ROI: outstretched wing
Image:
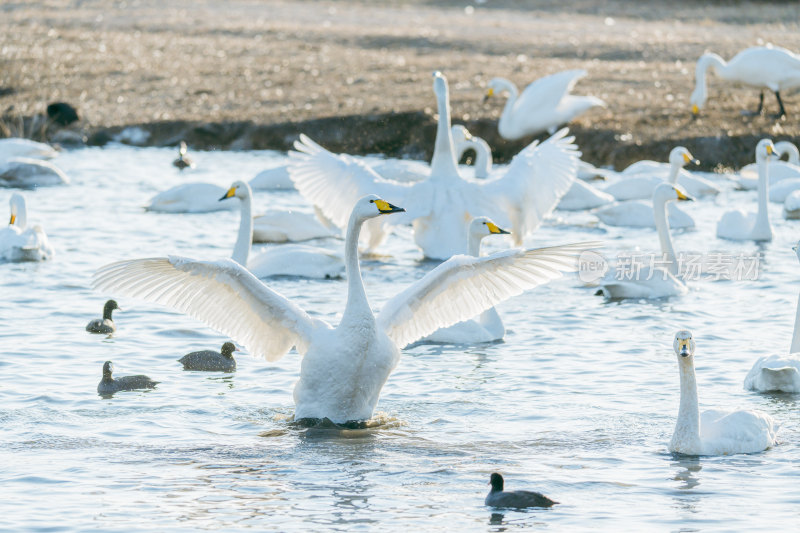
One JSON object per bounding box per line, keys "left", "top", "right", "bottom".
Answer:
{"left": 377, "top": 241, "right": 601, "bottom": 348}
{"left": 93, "top": 256, "right": 323, "bottom": 361}
{"left": 517, "top": 69, "right": 588, "bottom": 112}
{"left": 480, "top": 129, "right": 579, "bottom": 245}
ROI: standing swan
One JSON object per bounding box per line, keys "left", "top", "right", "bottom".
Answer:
{"left": 599, "top": 184, "right": 693, "bottom": 299}
{"left": 93, "top": 195, "right": 599, "bottom": 423}
{"left": 484, "top": 70, "right": 605, "bottom": 140}
{"left": 669, "top": 330, "right": 778, "bottom": 456}
{"left": 0, "top": 192, "right": 54, "bottom": 262}
{"left": 717, "top": 139, "right": 775, "bottom": 242}
{"left": 743, "top": 241, "right": 800, "bottom": 393}
{"left": 289, "top": 72, "right": 579, "bottom": 260}
{"left": 219, "top": 181, "right": 344, "bottom": 279}
{"left": 690, "top": 45, "right": 800, "bottom": 118}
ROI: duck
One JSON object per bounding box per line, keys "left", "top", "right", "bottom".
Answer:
{"left": 669, "top": 330, "right": 778, "bottom": 456}
{"left": 0, "top": 192, "right": 54, "bottom": 262}
{"left": 172, "top": 141, "right": 195, "bottom": 170}
{"left": 485, "top": 473, "right": 558, "bottom": 508}
{"left": 86, "top": 299, "right": 119, "bottom": 334}
{"left": 0, "top": 138, "right": 59, "bottom": 160}
{"left": 743, "top": 242, "right": 800, "bottom": 393}
{"left": 421, "top": 217, "right": 510, "bottom": 344}
{"left": 717, "top": 139, "right": 774, "bottom": 242}
{"left": 179, "top": 341, "right": 237, "bottom": 372}
{"left": 252, "top": 208, "right": 339, "bottom": 243}
{"left": 599, "top": 184, "right": 693, "bottom": 299}
{"left": 220, "top": 181, "right": 344, "bottom": 279}
{"left": 737, "top": 141, "right": 800, "bottom": 191}
{"left": 289, "top": 72, "right": 579, "bottom": 260}
{"left": 145, "top": 182, "right": 234, "bottom": 213}
{"left": 484, "top": 70, "right": 605, "bottom": 140}
{"left": 690, "top": 45, "right": 800, "bottom": 118}
{"left": 0, "top": 156, "right": 70, "bottom": 189}
{"left": 93, "top": 194, "right": 599, "bottom": 423}
{"left": 97, "top": 361, "right": 158, "bottom": 396}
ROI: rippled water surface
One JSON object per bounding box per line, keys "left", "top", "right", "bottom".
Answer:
{"left": 1, "top": 145, "right": 799, "bottom": 532}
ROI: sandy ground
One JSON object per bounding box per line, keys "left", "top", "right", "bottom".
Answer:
{"left": 1, "top": 0, "right": 800, "bottom": 169}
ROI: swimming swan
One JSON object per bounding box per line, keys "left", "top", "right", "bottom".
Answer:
{"left": 669, "top": 330, "right": 778, "bottom": 456}
{"left": 717, "top": 139, "right": 775, "bottom": 242}
{"left": 93, "top": 195, "right": 599, "bottom": 423}
{"left": 220, "top": 181, "right": 344, "bottom": 279}
{"left": 0, "top": 138, "right": 59, "bottom": 160}
{"left": 145, "top": 182, "right": 234, "bottom": 213}
{"left": 737, "top": 141, "right": 800, "bottom": 191}
{"left": 485, "top": 70, "right": 605, "bottom": 140}
{"left": 599, "top": 184, "right": 692, "bottom": 299}
{"left": 252, "top": 208, "right": 339, "bottom": 243}
{"left": 289, "top": 72, "right": 579, "bottom": 260}
{"left": 743, "top": 242, "right": 800, "bottom": 393}
{"left": 0, "top": 157, "right": 70, "bottom": 189}
{"left": 690, "top": 45, "right": 800, "bottom": 118}
{"left": 784, "top": 189, "right": 800, "bottom": 219}
{"left": 0, "top": 192, "right": 54, "bottom": 262}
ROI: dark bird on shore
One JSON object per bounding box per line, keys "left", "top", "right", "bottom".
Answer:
{"left": 97, "top": 361, "right": 158, "bottom": 395}
{"left": 173, "top": 141, "right": 194, "bottom": 170}
{"left": 484, "top": 473, "right": 558, "bottom": 508}
{"left": 179, "top": 342, "right": 237, "bottom": 372}
{"left": 86, "top": 299, "right": 119, "bottom": 334}
{"left": 46, "top": 102, "right": 79, "bottom": 126}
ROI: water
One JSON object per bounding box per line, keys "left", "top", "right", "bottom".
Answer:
{"left": 1, "top": 145, "right": 798, "bottom": 532}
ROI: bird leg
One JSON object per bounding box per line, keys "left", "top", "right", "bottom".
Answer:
{"left": 772, "top": 90, "right": 787, "bottom": 119}
{"left": 741, "top": 91, "right": 764, "bottom": 116}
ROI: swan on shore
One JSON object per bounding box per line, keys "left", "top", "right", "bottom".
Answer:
{"left": 669, "top": 331, "right": 778, "bottom": 456}
{"left": 690, "top": 45, "right": 800, "bottom": 118}
{"left": 0, "top": 192, "right": 54, "bottom": 262}
{"left": 484, "top": 70, "right": 605, "bottom": 140}
{"left": 93, "top": 195, "right": 599, "bottom": 423}
{"left": 289, "top": 72, "right": 579, "bottom": 260}
{"left": 717, "top": 139, "right": 774, "bottom": 242}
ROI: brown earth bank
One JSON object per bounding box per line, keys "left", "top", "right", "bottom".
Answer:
{"left": 1, "top": 0, "right": 800, "bottom": 171}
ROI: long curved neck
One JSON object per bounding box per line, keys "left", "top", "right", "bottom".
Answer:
{"left": 792, "top": 292, "right": 800, "bottom": 353}
{"left": 667, "top": 161, "right": 681, "bottom": 185}
{"left": 653, "top": 197, "right": 678, "bottom": 276}
{"left": 496, "top": 79, "right": 519, "bottom": 139}
{"left": 468, "top": 138, "right": 492, "bottom": 179}
{"left": 341, "top": 212, "right": 371, "bottom": 323}
{"left": 467, "top": 232, "right": 484, "bottom": 257}
{"left": 430, "top": 87, "right": 460, "bottom": 179}
{"left": 673, "top": 358, "right": 701, "bottom": 451}
{"left": 232, "top": 194, "right": 253, "bottom": 266}
{"left": 752, "top": 156, "right": 772, "bottom": 239}
{"left": 692, "top": 53, "right": 726, "bottom": 108}
{"left": 11, "top": 200, "right": 27, "bottom": 228}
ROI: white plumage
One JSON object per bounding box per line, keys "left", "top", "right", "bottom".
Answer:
{"left": 145, "top": 183, "right": 234, "bottom": 213}
{"left": 0, "top": 192, "right": 54, "bottom": 262}
{"left": 717, "top": 139, "right": 774, "bottom": 242}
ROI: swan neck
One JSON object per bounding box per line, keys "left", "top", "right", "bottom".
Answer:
{"left": 673, "top": 358, "right": 701, "bottom": 450}
{"left": 430, "top": 86, "right": 460, "bottom": 178}
{"left": 497, "top": 79, "right": 519, "bottom": 139}
{"left": 667, "top": 162, "right": 680, "bottom": 185}
{"left": 12, "top": 199, "right": 28, "bottom": 229}
{"left": 753, "top": 156, "right": 772, "bottom": 238}
{"left": 467, "top": 233, "right": 483, "bottom": 257}
{"left": 342, "top": 211, "right": 370, "bottom": 322}
{"left": 654, "top": 197, "right": 678, "bottom": 276}
{"left": 692, "top": 54, "right": 725, "bottom": 107}
{"left": 232, "top": 194, "right": 253, "bottom": 266}
{"left": 792, "top": 292, "right": 800, "bottom": 353}
{"left": 471, "top": 138, "right": 492, "bottom": 179}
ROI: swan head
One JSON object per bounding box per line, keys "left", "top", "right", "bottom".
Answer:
{"left": 489, "top": 473, "right": 504, "bottom": 491}
{"left": 653, "top": 183, "right": 694, "bottom": 204}
{"left": 432, "top": 71, "right": 448, "bottom": 99}
{"left": 102, "top": 361, "right": 114, "bottom": 379}
{"left": 673, "top": 330, "right": 695, "bottom": 358}
{"left": 451, "top": 124, "right": 471, "bottom": 144}
{"left": 8, "top": 192, "right": 25, "bottom": 226}
{"left": 219, "top": 180, "right": 252, "bottom": 202}
{"left": 470, "top": 216, "right": 510, "bottom": 239}
{"left": 670, "top": 147, "right": 699, "bottom": 168}
{"left": 755, "top": 139, "right": 775, "bottom": 162}
{"left": 484, "top": 78, "right": 508, "bottom": 102}
{"left": 221, "top": 342, "right": 237, "bottom": 359}
{"left": 355, "top": 194, "right": 405, "bottom": 221}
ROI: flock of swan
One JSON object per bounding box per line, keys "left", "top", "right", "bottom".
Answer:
{"left": 4, "top": 45, "right": 800, "bottom": 485}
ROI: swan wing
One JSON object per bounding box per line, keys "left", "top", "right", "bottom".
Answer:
{"left": 378, "top": 241, "right": 600, "bottom": 348}
{"left": 480, "top": 129, "right": 579, "bottom": 243}
{"left": 93, "top": 256, "right": 322, "bottom": 361}
{"left": 517, "top": 70, "right": 588, "bottom": 112}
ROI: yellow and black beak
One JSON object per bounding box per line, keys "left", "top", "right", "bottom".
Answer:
{"left": 487, "top": 221, "right": 510, "bottom": 235}
{"left": 683, "top": 153, "right": 700, "bottom": 166}
{"left": 483, "top": 88, "right": 494, "bottom": 104}
{"left": 679, "top": 340, "right": 691, "bottom": 357}
{"left": 9, "top": 214, "right": 15, "bottom": 225}
{"left": 219, "top": 186, "right": 237, "bottom": 201}
{"left": 373, "top": 199, "right": 405, "bottom": 214}
{"left": 675, "top": 189, "right": 694, "bottom": 202}
{"left": 691, "top": 104, "right": 699, "bottom": 117}
{"left": 767, "top": 144, "right": 774, "bottom": 156}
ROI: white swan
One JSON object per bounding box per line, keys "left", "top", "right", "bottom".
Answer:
{"left": 738, "top": 141, "right": 800, "bottom": 191}
{"left": 604, "top": 147, "right": 718, "bottom": 200}
{"left": 93, "top": 195, "right": 599, "bottom": 423}
{"left": 289, "top": 72, "right": 579, "bottom": 260}
{"left": 0, "top": 157, "right": 70, "bottom": 189}
{"left": 0, "top": 192, "right": 54, "bottom": 262}
{"left": 690, "top": 45, "right": 800, "bottom": 117}
{"left": 252, "top": 208, "right": 339, "bottom": 243}
{"left": 0, "top": 138, "right": 59, "bottom": 160}
{"left": 249, "top": 166, "right": 294, "bottom": 190}
{"left": 743, "top": 242, "right": 800, "bottom": 393}
{"left": 784, "top": 189, "right": 800, "bottom": 219}
{"left": 558, "top": 179, "right": 615, "bottom": 212}
{"left": 451, "top": 124, "right": 492, "bottom": 179}
{"left": 421, "top": 217, "right": 510, "bottom": 344}
{"left": 485, "top": 70, "right": 605, "bottom": 140}
{"left": 717, "top": 139, "right": 774, "bottom": 242}
{"left": 669, "top": 330, "right": 778, "bottom": 456}
{"left": 599, "top": 184, "right": 692, "bottom": 299}
{"left": 220, "top": 181, "right": 344, "bottom": 279}
{"left": 145, "top": 183, "right": 234, "bottom": 213}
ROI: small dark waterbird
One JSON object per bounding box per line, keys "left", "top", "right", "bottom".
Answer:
{"left": 485, "top": 473, "right": 558, "bottom": 508}
{"left": 86, "top": 299, "right": 119, "bottom": 334}
{"left": 179, "top": 341, "right": 237, "bottom": 372}
{"left": 173, "top": 141, "right": 194, "bottom": 170}
{"left": 97, "top": 361, "right": 158, "bottom": 395}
